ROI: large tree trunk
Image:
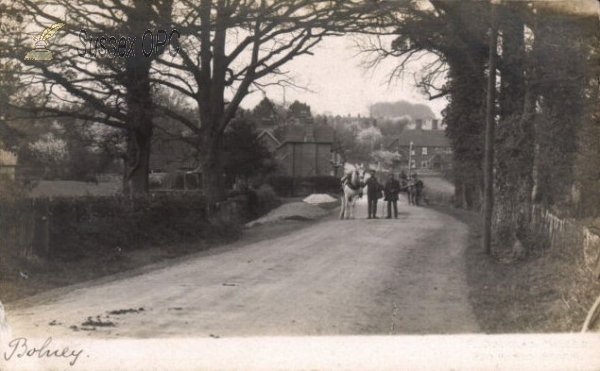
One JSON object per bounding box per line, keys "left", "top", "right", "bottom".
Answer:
{"left": 530, "top": 10, "right": 587, "bottom": 213}
{"left": 123, "top": 126, "right": 152, "bottom": 196}
{"left": 200, "top": 134, "right": 226, "bottom": 212}
{"left": 119, "top": 0, "right": 164, "bottom": 197}
{"left": 445, "top": 54, "right": 487, "bottom": 212}
{"left": 492, "top": 4, "right": 534, "bottom": 252}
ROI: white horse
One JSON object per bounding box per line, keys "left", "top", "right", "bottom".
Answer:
{"left": 340, "top": 167, "right": 364, "bottom": 219}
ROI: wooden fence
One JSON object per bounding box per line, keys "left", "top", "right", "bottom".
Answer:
{"left": 531, "top": 205, "right": 600, "bottom": 279}
{"left": 0, "top": 199, "right": 50, "bottom": 258}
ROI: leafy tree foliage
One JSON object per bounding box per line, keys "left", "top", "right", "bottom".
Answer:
{"left": 222, "top": 118, "right": 275, "bottom": 189}
{"left": 7, "top": 0, "right": 174, "bottom": 195}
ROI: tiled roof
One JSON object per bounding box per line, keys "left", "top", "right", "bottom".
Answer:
{"left": 395, "top": 129, "right": 449, "bottom": 147}
{"left": 257, "top": 130, "right": 281, "bottom": 145}
{"left": 279, "top": 124, "right": 334, "bottom": 144}
{"left": 383, "top": 137, "right": 399, "bottom": 149}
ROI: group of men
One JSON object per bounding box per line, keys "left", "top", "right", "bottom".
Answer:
{"left": 364, "top": 170, "right": 424, "bottom": 219}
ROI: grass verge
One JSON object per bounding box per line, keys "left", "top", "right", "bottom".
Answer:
{"left": 433, "top": 205, "right": 600, "bottom": 333}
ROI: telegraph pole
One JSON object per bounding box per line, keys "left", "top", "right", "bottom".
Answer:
{"left": 483, "top": 0, "right": 499, "bottom": 255}
{"left": 408, "top": 141, "right": 413, "bottom": 177}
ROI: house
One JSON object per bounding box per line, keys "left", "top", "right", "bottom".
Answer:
{"left": 275, "top": 123, "right": 338, "bottom": 177}
{"left": 385, "top": 121, "right": 452, "bottom": 171}
{"left": 257, "top": 130, "right": 281, "bottom": 153}
{"left": 405, "top": 118, "right": 446, "bottom": 131}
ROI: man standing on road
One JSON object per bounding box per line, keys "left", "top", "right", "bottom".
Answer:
{"left": 413, "top": 173, "right": 424, "bottom": 206}
{"left": 365, "top": 170, "right": 380, "bottom": 219}
{"left": 384, "top": 173, "right": 400, "bottom": 219}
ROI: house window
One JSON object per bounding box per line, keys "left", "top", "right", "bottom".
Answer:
{"left": 422, "top": 147, "right": 428, "bottom": 155}
{"left": 421, "top": 161, "right": 429, "bottom": 168}
{"left": 410, "top": 149, "right": 416, "bottom": 156}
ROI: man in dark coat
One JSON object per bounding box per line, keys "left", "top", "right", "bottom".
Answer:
{"left": 384, "top": 173, "right": 401, "bottom": 218}
{"left": 398, "top": 170, "right": 408, "bottom": 195}
{"left": 364, "top": 170, "right": 380, "bottom": 219}
{"left": 413, "top": 173, "right": 424, "bottom": 206}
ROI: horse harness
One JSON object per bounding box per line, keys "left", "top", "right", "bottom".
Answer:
{"left": 341, "top": 171, "right": 361, "bottom": 191}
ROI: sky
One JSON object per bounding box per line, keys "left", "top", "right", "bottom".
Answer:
{"left": 239, "top": 35, "right": 448, "bottom": 119}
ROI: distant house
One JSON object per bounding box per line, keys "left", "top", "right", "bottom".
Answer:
{"left": 385, "top": 122, "right": 452, "bottom": 171}
{"left": 405, "top": 118, "right": 446, "bottom": 131}
{"left": 257, "top": 130, "right": 281, "bottom": 153}
{"left": 275, "top": 124, "right": 338, "bottom": 177}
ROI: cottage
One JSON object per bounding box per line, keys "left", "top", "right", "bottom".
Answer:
{"left": 385, "top": 123, "right": 452, "bottom": 171}
{"left": 275, "top": 124, "right": 337, "bottom": 177}
{"left": 257, "top": 130, "right": 281, "bottom": 153}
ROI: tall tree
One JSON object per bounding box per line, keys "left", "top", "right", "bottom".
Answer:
{"left": 154, "top": 0, "right": 406, "bottom": 208}
{"left": 222, "top": 117, "right": 275, "bottom": 188}
{"left": 7, "top": 0, "right": 174, "bottom": 195}
{"left": 492, "top": 2, "right": 535, "bottom": 250}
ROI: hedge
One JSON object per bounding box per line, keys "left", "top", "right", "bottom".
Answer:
{"left": 0, "top": 193, "right": 239, "bottom": 261}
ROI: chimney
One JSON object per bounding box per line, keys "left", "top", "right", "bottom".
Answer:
{"left": 416, "top": 119, "right": 423, "bottom": 130}
{"left": 432, "top": 119, "right": 439, "bottom": 131}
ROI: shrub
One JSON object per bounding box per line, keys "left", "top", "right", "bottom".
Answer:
{"left": 265, "top": 175, "right": 295, "bottom": 197}
{"left": 255, "top": 184, "right": 281, "bottom": 217}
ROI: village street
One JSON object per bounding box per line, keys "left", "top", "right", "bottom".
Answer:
{"left": 7, "top": 197, "right": 479, "bottom": 338}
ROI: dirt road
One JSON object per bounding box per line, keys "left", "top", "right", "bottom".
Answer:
{"left": 7, "top": 197, "right": 478, "bottom": 338}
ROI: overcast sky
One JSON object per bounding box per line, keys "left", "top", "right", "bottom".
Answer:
{"left": 239, "top": 35, "right": 448, "bottom": 119}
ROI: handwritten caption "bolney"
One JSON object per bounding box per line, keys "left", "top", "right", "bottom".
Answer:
{"left": 3, "top": 337, "right": 84, "bottom": 366}
{"left": 78, "top": 29, "right": 180, "bottom": 58}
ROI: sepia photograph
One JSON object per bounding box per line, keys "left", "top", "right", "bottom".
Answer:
{"left": 0, "top": 0, "right": 599, "bottom": 370}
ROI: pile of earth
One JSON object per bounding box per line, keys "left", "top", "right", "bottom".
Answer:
{"left": 303, "top": 193, "right": 338, "bottom": 207}
{"left": 245, "top": 197, "right": 335, "bottom": 228}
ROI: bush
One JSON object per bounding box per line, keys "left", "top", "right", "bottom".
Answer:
{"left": 266, "top": 175, "right": 295, "bottom": 197}
{"left": 255, "top": 184, "right": 281, "bottom": 217}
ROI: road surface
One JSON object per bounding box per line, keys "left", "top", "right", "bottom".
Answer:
{"left": 7, "top": 197, "right": 478, "bottom": 338}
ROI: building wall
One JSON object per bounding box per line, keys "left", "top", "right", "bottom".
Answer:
{"left": 400, "top": 145, "right": 452, "bottom": 170}
{"left": 316, "top": 144, "right": 331, "bottom": 175}
{"left": 278, "top": 142, "right": 333, "bottom": 177}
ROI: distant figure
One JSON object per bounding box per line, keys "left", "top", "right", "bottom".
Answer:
{"left": 384, "top": 173, "right": 401, "bottom": 219}
{"left": 399, "top": 170, "right": 408, "bottom": 194}
{"left": 365, "top": 170, "right": 380, "bottom": 219}
{"left": 399, "top": 170, "right": 408, "bottom": 182}
{"left": 413, "top": 173, "right": 424, "bottom": 206}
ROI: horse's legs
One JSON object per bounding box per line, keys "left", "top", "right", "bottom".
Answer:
{"left": 340, "top": 192, "right": 348, "bottom": 219}
{"left": 349, "top": 195, "right": 356, "bottom": 219}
